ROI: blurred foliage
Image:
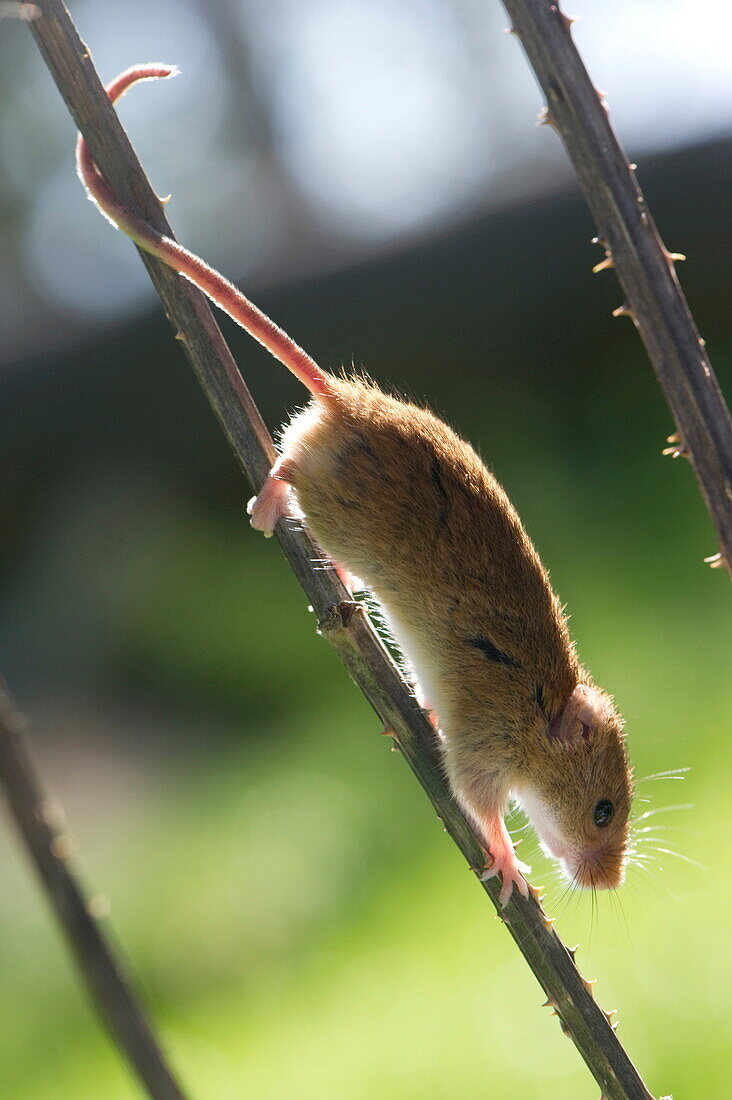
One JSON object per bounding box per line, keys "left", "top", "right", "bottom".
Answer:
{"left": 0, "top": 68, "right": 731, "bottom": 1100}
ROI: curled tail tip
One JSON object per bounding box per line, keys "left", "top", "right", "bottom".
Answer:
{"left": 126, "top": 62, "right": 179, "bottom": 79}
{"left": 106, "top": 63, "right": 181, "bottom": 103}
{"left": 125, "top": 62, "right": 180, "bottom": 81}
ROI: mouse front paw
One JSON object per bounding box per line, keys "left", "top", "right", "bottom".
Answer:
{"left": 247, "top": 461, "right": 296, "bottom": 537}
{"left": 478, "top": 816, "right": 531, "bottom": 907}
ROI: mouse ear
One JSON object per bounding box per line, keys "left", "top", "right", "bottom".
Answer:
{"left": 548, "top": 684, "right": 610, "bottom": 745}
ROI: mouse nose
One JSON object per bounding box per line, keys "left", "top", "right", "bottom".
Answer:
{"left": 575, "top": 858, "right": 623, "bottom": 890}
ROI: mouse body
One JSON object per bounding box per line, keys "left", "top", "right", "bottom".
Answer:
{"left": 77, "top": 65, "right": 634, "bottom": 905}
{"left": 251, "top": 377, "right": 633, "bottom": 903}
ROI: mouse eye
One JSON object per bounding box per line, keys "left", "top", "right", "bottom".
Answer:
{"left": 593, "top": 799, "right": 614, "bottom": 827}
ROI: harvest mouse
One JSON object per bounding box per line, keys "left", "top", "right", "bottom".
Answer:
{"left": 77, "top": 65, "right": 634, "bottom": 906}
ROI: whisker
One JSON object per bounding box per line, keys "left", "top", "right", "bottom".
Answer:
{"left": 555, "top": 863, "right": 584, "bottom": 922}
{"left": 625, "top": 846, "right": 656, "bottom": 865}
{"left": 645, "top": 846, "right": 705, "bottom": 870}
{"left": 565, "top": 876, "right": 584, "bottom": 927}
{"left": 611, "top": 885, "right": 632, "bottom": 945}
{"left": 634, "top": 803, "right": 693, "bottom": 823}
{"left": 506, "top": 810, "right": 532, "bottom": 836}
{"left": 540, "top": 859, "right": 573, "bottom": 912}
{"left": 632, "top": 824, "right": 698, "bottom": 836}
{"left": 627, "top": 861, "right": 682, "bottom": 902}
{"left": 632, "top": 838, "right": 674, "bottom": 852}
{"left": 637, "top": 768, "right": 690, "bottom": 783}
{"left": 554, "top": 874, "right": 578, "bottom": 917}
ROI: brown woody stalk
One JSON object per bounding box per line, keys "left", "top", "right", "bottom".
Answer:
{"left": 502, "top": 0, "right": 732, "bottom": 574}
{"left": 0, "top": 683, "right": 189, "bottom": 1100}
{"left": 14, "top": 1, "right": 668, "bottom": 1098}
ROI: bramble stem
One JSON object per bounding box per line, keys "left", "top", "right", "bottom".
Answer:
{"left": 0, "top": 682, "right": 189, "bottom": 1099}
{"left": 502, "top": 0, "right": 732, "bottom": 574}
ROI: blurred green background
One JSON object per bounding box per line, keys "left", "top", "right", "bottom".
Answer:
{"left": 1, "top": 2, "right": 731, "bottom": 1098}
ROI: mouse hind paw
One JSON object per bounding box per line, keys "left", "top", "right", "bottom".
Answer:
{"left": 481, "top": 851, "right": 531, "bottom": 908}
{"left": 478, "top": 814, "right": 531, "bottom": 907}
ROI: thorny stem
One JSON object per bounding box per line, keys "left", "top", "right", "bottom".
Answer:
{"left": 0, "top": 683, "right": 189, "bottom": 1100}
{"left": 501, "top": 0, "right": 732, "bottom": 576}
{"left": 17, "top": 1, "right": 667, "bottom": 1098}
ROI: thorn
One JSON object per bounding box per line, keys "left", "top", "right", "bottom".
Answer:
{"left": 591, "top": 236, "right": 607, "bottom": 248}
{"left": 612, "top": 303, "right": 635, "bottom": 321}
{"left": 543, "top": 914, "right": 557, "bottom": 928}
{"left": 560, "top": 11, "right": 577, "bottom": 31}
{"left": 541, "top": 995, "right": 559, "bottom": 1009}
{"left": 87, "top": 894, "right": 111, "bottom": 919}
{"left": 593, "top": 252, "right": 613, "bottom": 274}
{"left": 602, "top": 1007, "right": 618, "bottom": 1029}
{"left": 581, "top": 976, "right": 597, "bottom": 997}
{"left": 379, "top": 727, "right": 394, "bottom": 736}
{"left": 704, "top": 551, "right": 731, "bottom": 575}
{"left": 40, "top": 798, "right": 66, "bottom": 830}
{"left": 158, "top": 192, "right": 172, "bottom": 206}
{"left": 504, "top": 24, "right": 518, "bottom": 35}
{"left": 662, "top": 441, "right": 689, "bottom": 459}
{"left": 628, "top": 162, "right": 637, "bottom": 171}
{"left": 663, "top": 248, "right": 686, "bottom": 264}
{"left": 566, "top": 944, "right": 579, "bottom": 963}
{"left": 174, "top": 331, "right": 188, "bottom": 343}
{"left": 390, "top": 744, "right": 401, "bottom": 752}
{"left": 662, "top": 433, "right": 689, "bottom": 459}
{"left": 50, "top": 835, "right": 74, "bottom": 860}
{"left": 536, "top": 106, "right": 558, "bottom": 130}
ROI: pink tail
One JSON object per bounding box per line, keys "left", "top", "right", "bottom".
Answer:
{"left": 76, "top": 65, "right": 333, "bottom": 401}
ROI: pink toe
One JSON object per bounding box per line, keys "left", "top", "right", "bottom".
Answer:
{"left": 248, "top": 476, "right": 292, "bottom": 536}
{"left": 478, "top": 814, "right": 531, "bottom": 906}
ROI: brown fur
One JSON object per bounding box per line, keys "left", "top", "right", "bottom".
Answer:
{"left": 277, "top": 379, "right": 633, "bottom": 889}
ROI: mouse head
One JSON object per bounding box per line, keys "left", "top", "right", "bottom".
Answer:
{"left": 519, "top": 683, "right": 633, "bottom": 890}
